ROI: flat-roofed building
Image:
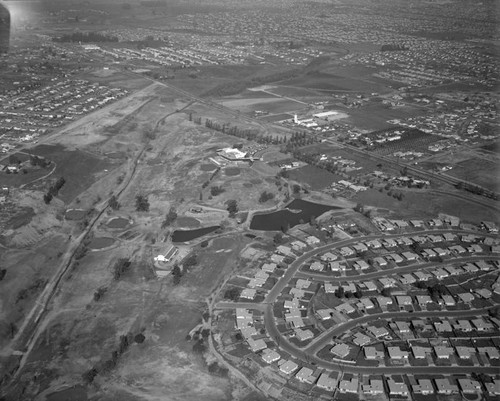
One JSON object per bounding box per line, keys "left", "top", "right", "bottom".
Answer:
{"left": 454, "top": 320, "right": 472, "bottom": 332}
{"left": 442, "top": 295, "right": 456, "bottom": 306}
{"left": 368, "top": 325, "right": 389, "bottom": 338}
{"left": 413, "top": 379, "right": 434, "bottom": 395}
{"left": 247, "top": 337, "right": 267, "bottom": 352}
{"left": 434, "top": 321, "right": 453, "bottom": 332}
{"left": 310, "top": 261, "right": 324, "bottom": 271}
{"left": 295, "top": 367, "right": 315, "bottom": 384}
{"left": 400, "top": 273, "right": 416, "bottom": 284}
{"left": 458, "top": 378, "right": 481, "bottom": 394}
{"left": 396, "top": 295, "right": 413, "bottom": 307}
{"left": 395, "top": 321, "right": 411, "bottom": 333}
{"left": 335, "top": 303, "right": 356, "bottom": 314}
{"left": 364, "top": 347, "right": 384, "bottom": 360}
{"left": 435, "top": 378, "right": 459, "bottom": 394}
{"left": 416, "top": 295, "right": 433, "bottom": 306}
{"left": 331, "top": 343, "right": 351, "bottom": 359}
{"left": 380, "top": 278, "right": 397, "bottom": 288}
{"left": 353, "top": 332, "right": 371, "bottom": 346}
{"left": 485, "top": 380, "right": 500, "bottom": 396}
{"left": 387, "top": 380, "right": 409, "bottom": 396}
{"left": 458, "top": 292, "right": 475, "bottom": 303}
{"left": 261, "top": 348, "right": 281, "bottom": 364}
{"left": 339, "top": 378, "right": 358, "bottom": 393}
{"left": 455, "top": 346, "right": 475, "bottom": 359}
{"left": 363, "top": 379, "right": 384, "bottom": 395}
{"left": 240, "top": 288, "right": 256, "bottom": 300}
{"left": 412, "top": 346, "right": 431, "bottom": 359}
{"left": 478, "top": 347, "right": 500, "bottom": 359}
{"left": 387, "top": 346, "right": 409, "bottom": 360}
{"left": 357, "top": 298, "right": 375, "bottom": 310}
{"left": 316, "top": 309, "right": 334, "bottom": 320}
{"left": 279, "top": 360, "right": 299, "bottom": 375}
{"left": 434, "top": 346, "right": 454, "bottom": 359}
{"left": 295, "top": 328, "right": 314, "bottom": 342}
{"left": 316, "top": 373, "right": 337, "bottom": 391}
{"left": 471, "top": 318, "right": 494, "bottom": 331}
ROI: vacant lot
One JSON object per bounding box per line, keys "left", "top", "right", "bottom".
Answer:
{"left": 288, "top": 164, "right": 340, "bottom": 190}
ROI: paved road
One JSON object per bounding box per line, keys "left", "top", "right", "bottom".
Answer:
{"left": 296, "top": 255, "right": 500, "bottom": 283}
{"left": 304, "top": 308, "right": 494, "bottom": 354}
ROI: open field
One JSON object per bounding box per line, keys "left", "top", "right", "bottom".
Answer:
{"left": 353, "top": 188, "right": 496, "bottom": 221}
{"left": 218, "top": 97, "right": 305, "bottom": 115}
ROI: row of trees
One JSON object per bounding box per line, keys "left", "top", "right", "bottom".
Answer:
{"left": 82, "top": 331, "right": 145, "bottom": 384}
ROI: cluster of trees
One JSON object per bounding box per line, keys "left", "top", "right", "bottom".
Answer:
{"left": 172, "top": 253, "right": 198, "bottom": 285}
{"left": 226, "top": 199, "right": 238, "bottom": 217}
{"left": 161, "top": 207, "right": 177, "bottom": 228}
{"left": 44, "top": 177, "right": 65, "bottom": 204}
{"left": 456, "top": 182, "right": 498, "bottom": 200}
{"left": 54, "top": 32, "right": 119, "bottom": 43}
{"left": 29, "top": 155, "right": 50, "bottom": 168}
{"left": 210, "top": 186, "right": 225, "bottom": 196}
{"left": 82, "top": 331, "right": 145, "bottom": 384}
{"left": 258, "top": 191, "right": 275, "bottom": 203}
{"left": 282, "top": 132, "right": 317, "bottom": 152}
{"left": 108, "top": 195, "right": 120, "bottom": 210}
{"left": 224, "top": 287, "right": 241, "bottom": 301}
{"left": 113, "top": 258, "right": 131, "bottom": 281}
{"left": 135, "top": 195, "right": 150, "bottom": 212}
{"left": 207, "top": 362, "right": 229, "bottom": 377}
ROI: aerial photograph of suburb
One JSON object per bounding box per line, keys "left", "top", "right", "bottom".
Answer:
{"left": 0, "top": 0, "right": 498, "bottom": 400}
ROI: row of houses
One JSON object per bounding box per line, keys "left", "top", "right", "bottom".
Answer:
{"left": 364, "top": 342, "right": 500, "bottom": 363}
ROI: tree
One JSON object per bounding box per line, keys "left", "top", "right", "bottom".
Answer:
{"left": 273, "top": 233, "right": 283, "bottom": 245}
{"left": 292, "top": 184, "right": 301, "bottom": 194}
{"left": 172, "top": 264, "right": 182, "bottom": 285}
{"left": 161, "top": 207, "right": 177, "bottom": 228}
{"left": 210, "top": 186, "right": 225, "bottom": 196}
{"left": 224, "top": 287, "right": 240, "bottom": 301}
{"left": 226, "top": 199, "right": 238, "bottom": 217}
{"left": 134, "top": 333, "right": 145, "bottom": 343}
{"left": 135, "top": 195, "right": 150, "bottom": 212}
{"left": 259, "top": 191, "right": 275, "bottom": 203}
{"left": 108, "top": 195, "right": 120, "bottom": 210}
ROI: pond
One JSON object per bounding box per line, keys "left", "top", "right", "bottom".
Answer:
{"left": 88, "top": 237, "right": 115, "bottom": 250}
{"left": 65, "top": 209, "right": 86, "bottom": 221}
{"left": 172, "top": 226, "right": 219, "bottom": 243}
{"left": 46, "top": 386, "right": 87, "bottom": 401}
{"left": 106, "top": 217, "right": 130, "bottom": 229}
{"left": 250, "top": 199, "right": 341, "bottom": 231}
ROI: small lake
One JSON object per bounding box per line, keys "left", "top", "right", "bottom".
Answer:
{"left": 65, "top": 209, "right": 86, "bottom": 220}
{"left": 107, "top": 217, "right": 130, "bottom": 229}
{"left": 250, "top": 199, "right": 341, "bottom": 231}
{"left": 172, "top": 226, "right": 219, "bottom": 242}
{"left": 88, "top": 237, "right": 115, "bottom": 250}
{"left": 46, "top": 385, "right": 87, "bottom": 401}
